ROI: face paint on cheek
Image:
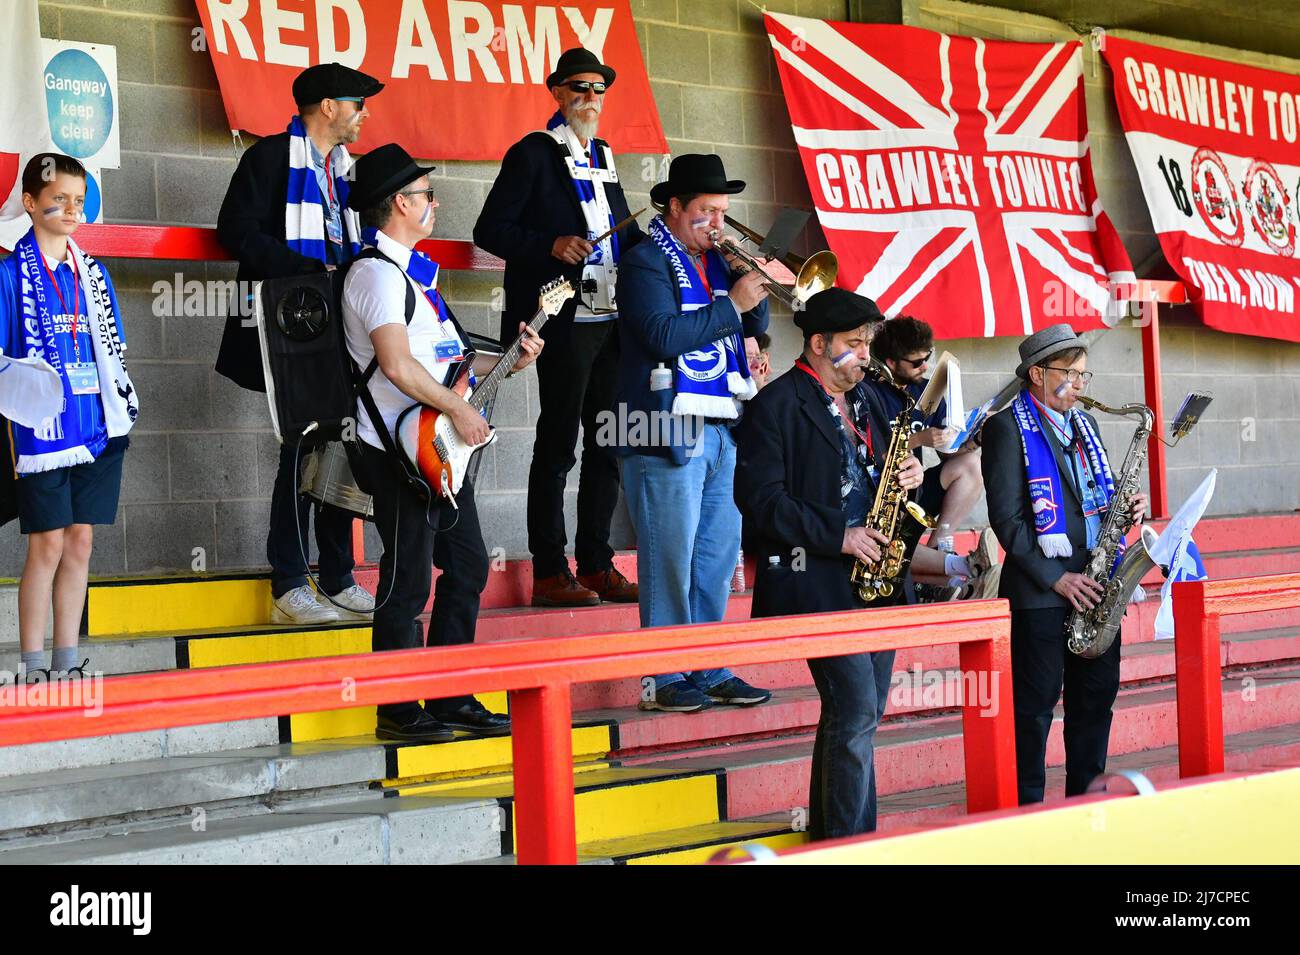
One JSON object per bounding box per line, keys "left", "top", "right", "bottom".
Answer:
{"left": 40, "top": 206, "right": 62, "bottom": 219}
{"left": 418, "top": 202, "right": 433, "bottom": 228}
{"left": 832, "top": 350, "right": 858, "bottom": 369}
{"left": 1054, "top": 380, "right": 1070, "bottom": 398}
{"left": 689, "top": 217, "right": 710, "bottom": 230}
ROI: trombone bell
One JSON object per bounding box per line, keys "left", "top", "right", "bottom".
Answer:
{"left": 714, "top": 218, "right": 839, "bottom": 306}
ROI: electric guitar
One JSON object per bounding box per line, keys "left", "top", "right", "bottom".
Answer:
{"left": 395, "top": 278, "right": 574, "bottom": 504}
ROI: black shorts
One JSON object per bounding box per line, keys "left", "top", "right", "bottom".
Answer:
{"left": 15, "top": 435, "right": 129, "bottom": 534}
{"left": 918, "top": 460, "right": 946, "bottom": 516}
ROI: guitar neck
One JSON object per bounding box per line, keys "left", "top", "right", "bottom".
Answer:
{"left": 469, "top": 306, "right": 548, "bottom": 412}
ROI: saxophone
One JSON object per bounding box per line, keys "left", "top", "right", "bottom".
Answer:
{"left": 850, "top": 361, "right": 937, "bottom": 603}
{"left": 1065, "top": 395, "right": 1160, "bottom": 659}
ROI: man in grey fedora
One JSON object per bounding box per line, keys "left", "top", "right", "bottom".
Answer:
{"left": 980, "top": 323, "right": 1147, "bottom": 803}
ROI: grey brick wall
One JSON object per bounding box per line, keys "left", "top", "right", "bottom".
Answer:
{"left": 0, "top": 0, "right": 1294, "bottom": 578}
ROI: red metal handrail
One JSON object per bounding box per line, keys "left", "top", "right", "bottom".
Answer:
{"left": 0, "top": 600, "right": 1016, "bottom": 864}
{"left": 1173, "top": 573, "right": 1300, "bottom": 778}
{"left": 4, "top": 223, "right": 504, "bottom": 271}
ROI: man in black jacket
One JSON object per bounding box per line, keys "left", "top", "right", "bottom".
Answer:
{"left": 980, "top": 323, "right": 1147, "bottom": 804}
{"left": 735, "top": 289, "right": 993, "bottom": 839}
{"left": 214, "top": 62, "right": 383, "bottom": 626}
{"left": 474, "top": 47, "right": 642, "bottom": 609}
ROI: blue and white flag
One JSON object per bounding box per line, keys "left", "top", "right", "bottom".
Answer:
{"left": 1152, "top": 468, "right": 1216, "bottom": 639}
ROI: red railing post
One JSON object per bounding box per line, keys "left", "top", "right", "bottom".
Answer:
{"left": 957, "top": 628, "right": 1018, "bottom": 812}
{"left": 509, "top": 682, "right": 577, "bottom": 865}
{"left": 1173, "top": 579, "right": 1224, "bottom": 778}
{"left": 1141, "top": 303, "right": 1170, "bottom": 519}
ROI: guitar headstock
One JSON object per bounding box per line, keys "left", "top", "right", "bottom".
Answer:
{"left": 538, "top": 278, "right": 576, "bottom": 317}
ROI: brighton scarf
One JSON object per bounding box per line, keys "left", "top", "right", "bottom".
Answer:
{"left": 647, "top": 214, "right": 755, "bottom": 419}
{"left": 1011, "top": 389, "right": 1116, "bottom": 559}
{"left": 546, "top": 112, "right": 619, "bottom": 316}
{"left": 10, "top": 228, "right": 137, "bottom": 473}
{"left": 285, "top": 115, "right": 362, "bottom": 263}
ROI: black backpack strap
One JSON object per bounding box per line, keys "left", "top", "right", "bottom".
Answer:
{"left": 354, "top": 247, "right": 416, "bottom": 389}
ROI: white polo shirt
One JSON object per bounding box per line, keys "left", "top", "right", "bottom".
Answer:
{"left": 342, "top": 231, "right": 468, "bottom": 450}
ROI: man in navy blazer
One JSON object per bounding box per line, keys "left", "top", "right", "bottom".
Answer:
{"left": 612, "top": 154, "right": 773, "bottom": 713}
{"left": 474, "top": 48, "right": 642, "bottom": 610}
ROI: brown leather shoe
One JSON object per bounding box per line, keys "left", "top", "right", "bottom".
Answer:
{"left": 532, "top": 570, "right": 600, "bottom": 607}
{"left": 577, "top": 568, "right": 639, "bottom": 603}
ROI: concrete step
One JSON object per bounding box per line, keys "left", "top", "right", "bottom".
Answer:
{"left": 0, "top": 741, "right": 386, "bottom": 833}
{"left": 0, "top": 793, "right": 502, "bottom": 865}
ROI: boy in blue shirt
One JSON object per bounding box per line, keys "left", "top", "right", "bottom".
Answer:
{"left": 0, "top": 153, "right": 137, "bottom": 680}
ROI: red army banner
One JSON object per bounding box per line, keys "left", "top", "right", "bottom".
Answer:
{"left": 194, "top": 0, "right": 667, "bottom": 160}
{"left": 1103, "top": 37, "right": 1300, "bottom": 341}
{"left": 765, "top": 14, "right": 1134, "bottom": 339}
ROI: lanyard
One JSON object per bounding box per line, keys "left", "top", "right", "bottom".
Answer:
{"left": 41, "top": 252, "right": 83, "bottom": 362}
{"left": 324, "top": 151, "right": 336, "bottom": 208}
{"left": 1028, "top": 393, "right": 1093, "bottom": 492}
{"left": 796, "top": 359, "right": 874, "bottom": 457}
{"left": 689, "top": 253, "right": 713, "bottom": 298}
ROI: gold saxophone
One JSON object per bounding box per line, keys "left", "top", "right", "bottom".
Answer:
{"left": 850, "top": 360, "right": 937, "bottom": 603}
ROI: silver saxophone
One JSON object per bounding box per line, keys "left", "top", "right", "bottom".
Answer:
{"left": 1065, "top": 395, "right": 1160, "bottom": 659}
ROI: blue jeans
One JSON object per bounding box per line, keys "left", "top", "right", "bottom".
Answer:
{"left": 620, "top": 424, "right": 739, "bottom": 693}
{"left": 806, "top": 649, "right": 896, "bottom": 839}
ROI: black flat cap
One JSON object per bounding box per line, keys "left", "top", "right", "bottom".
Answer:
{"left": 794, "top": 288, "right": 883, "bottom": 335}
{"left": 546, "top": 47, "right": 615, "bottom": 88}
{"left": 293, "top": 62, "right": 384, "bottom": 107}
{"left": 347, "top": 143, "right": 435, "bottom": 212}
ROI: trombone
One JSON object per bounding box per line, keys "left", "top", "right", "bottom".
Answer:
{"left": 707, "top": 215, "right": 838, "bottom": 307}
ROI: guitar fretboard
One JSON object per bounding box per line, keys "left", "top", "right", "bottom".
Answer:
{"left": 469, "top": 306, "right": 549, "bottom": 412}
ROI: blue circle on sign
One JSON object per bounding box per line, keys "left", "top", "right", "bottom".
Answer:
{"left": 45, "top": 49, "right": 113, "bottom": 159}
{"left": 83, "top": 169, "right": 101, "bottom": 223}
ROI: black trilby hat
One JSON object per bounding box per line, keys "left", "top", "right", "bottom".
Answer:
{"left": 650, "top": 154, "right": 746, "bottom": 206}
{"left": 794, "top": 288, "right": 883, "bottom": 335}
{"left": 546, "top": 47, "right": 616, "bottom": 88}
{"left": 292, "top": 62, "right": 384, "bottom": 107}
{"left": 347, "top": 143, "right": 435, "bottom": 212}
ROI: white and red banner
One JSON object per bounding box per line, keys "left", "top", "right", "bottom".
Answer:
{"left": 1103, "top": 37, "right": 1300, "bottom": 341}
{"left": 194, "top": 0, "right": 667, "bottom": 160}
{"left": 765, "top": 14, "right": 1134, "bottom": 338}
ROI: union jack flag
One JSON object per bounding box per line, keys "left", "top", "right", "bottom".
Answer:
{"left": 765, "top": 14, "right": 1135, "bottom": 337}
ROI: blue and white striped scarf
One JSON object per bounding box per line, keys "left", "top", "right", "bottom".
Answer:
{"left": 1012, "top": 389, "right": 1118, "bottom": 560}
{"left": 545, "top": 111, "right": 620, "bottom": 264}
{"left": 647, "top": 215, "right": 755, "bottom": 419}
{"left": 285, "top": 115, "right": 362, "bottom": 263}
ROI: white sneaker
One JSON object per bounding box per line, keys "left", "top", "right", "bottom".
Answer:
{"left": 272, "top": 585, "right": 341, "bottom": 625}
{"left": 320, "top": 583, "right": 375, "bottom": 620}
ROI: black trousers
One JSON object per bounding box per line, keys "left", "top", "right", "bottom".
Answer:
{"left": 1011, "top": 606, "right": 1121, "bottom": 804}
{"left": 527, "top": 320, "right": 621, "bottom": 578}
{"left": 356, "top": 443, "right": 489, "bottom": 722}
{"left": 267, "top": 442, "right": 356, "bottom": 599}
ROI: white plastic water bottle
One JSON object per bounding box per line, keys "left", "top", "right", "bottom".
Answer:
{"left": 936, "top": 522, "right": 955, "bottom": 554}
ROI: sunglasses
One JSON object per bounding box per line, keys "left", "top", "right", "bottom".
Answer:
{"left": 332, "top": 96, "right": 366, "bottom": 110}
{"left": 397, "top": 187, "right": 436, "bottom": 202}
{"left": 898, "top": 350, "right": 933, "bottom": 368}
{"left": 560, "top": 80, "right": 607, "bottom": 95}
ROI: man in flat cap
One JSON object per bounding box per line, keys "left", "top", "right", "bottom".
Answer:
{"left": 735, "top": 288, "right": 997, "bottom": 839}
{"left": 215, "top": 62, "right": 383, "bottom": 625}
{"left": 475, "top": 47, "right": 643, "bottom": 609}
{"left": 613, "top": 153, "right": 773, "bottom": 713}
{"left": 980, "top": 323, "right": 1147, "bottom": 803}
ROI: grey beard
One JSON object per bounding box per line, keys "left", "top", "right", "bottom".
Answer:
{"left": 566, "top": 110, "right": 600, "bottom": 141}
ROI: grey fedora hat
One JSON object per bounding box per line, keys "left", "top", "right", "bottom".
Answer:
{"left": 1015, "top": 322, "right": 1087, "bottom": 379}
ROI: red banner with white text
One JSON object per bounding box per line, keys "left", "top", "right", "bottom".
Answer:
{"left": 1103, "top": 37, "right": 1300, "bottom": 341}
{"left": 765, "top": 14, "right": 1134, "bottom": 338}
{"left": 194, "top": 0, "right": 667, "bottom": 160}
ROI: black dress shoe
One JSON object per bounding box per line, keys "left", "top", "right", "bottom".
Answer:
{"left": 376, "top": 710, "right": 456, "bottom": 742}
{"left": 427, "top": 699, "right": 512, "bottom": 737}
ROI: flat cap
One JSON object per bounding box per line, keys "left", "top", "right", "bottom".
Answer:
{"left": 292, "top": 62, "right": 384, "bottom": 107}
{"left": 794, "top": 288, "right": 883, "bottom": 335}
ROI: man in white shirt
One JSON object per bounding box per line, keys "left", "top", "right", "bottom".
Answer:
{"left": 342, "top": 144, "right": 543, "bottom": 742}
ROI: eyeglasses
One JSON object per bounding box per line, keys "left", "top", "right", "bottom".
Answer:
{"left": 898, "top": 350, "right": 933, "bottom": 368}
{"left": 397, "top": 187, "right": 436, "bottom": 202}
{"left": 560, "top": 80, "right": 607, "bottom": 95}
{"left": 332, "top": 96, "right": 366, "bottom": 110}
{"left": 1041, "top": 366, "right": 1094, "bottom": 385}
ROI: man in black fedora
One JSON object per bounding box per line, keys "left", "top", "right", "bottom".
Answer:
{"left": 216, "top": 62, "right": 383, "bottom": 626}
{"left": 980, "top": 323, "right": 1147, "bottom": 802}
{"left": 342, "top": 143, "right": 543, "bottom": 741}
{"left": 612, "top": 154, "right": 773, "bottom": 713}
{"left": 474, "top": 47, "right": 643, "bottom": 609}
